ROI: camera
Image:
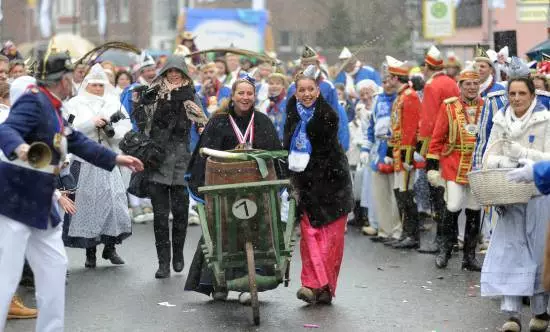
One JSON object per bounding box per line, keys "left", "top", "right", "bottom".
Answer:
{"left": 134, "top": 85, "right": 159, "bottom": 105}
{"left": 101, "top": 110, "right": 126, "bottom": 138}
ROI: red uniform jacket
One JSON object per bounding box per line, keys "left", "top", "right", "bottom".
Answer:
{"left": 426, "top": 96, "right": 484, "bottom": 185}
{"left": 419, "top": 72, "right": 460, "bottom": 156}
{"left": 389, "top": 84, "right": 421, "bottom": 172}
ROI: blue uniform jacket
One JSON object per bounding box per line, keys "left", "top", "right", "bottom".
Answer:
{"left": 266, "top": 97, "right": 288, "bottom": 142}
{"left": 362, "top": 92, "right": 396, "bottom": 170}
{"left": 473, "top": 82, "right": 507, "bottom": 169}
{"left": 334, "top": 66, "right": 382, "bottom": 87}
{"left": 536, "top": 90, "right": 550, "bottom": 110}
{"left": 534, "top": 161, "right": 550, "bottom": 195}
{"left": 0, "top": 88, "right": 117, "bottom": 229}
{"left": 120, "top": 83, "right": 141, "bottom": 131}
{"left": 288, "top": 79, "right": 349, "bottom": 150}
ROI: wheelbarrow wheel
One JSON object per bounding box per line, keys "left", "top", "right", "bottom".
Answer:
{"left": 245, "top": 241, "right": 260, "bottom": 325}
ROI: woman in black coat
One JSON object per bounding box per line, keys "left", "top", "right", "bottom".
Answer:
{"left": 133, "top": 55, "right": 207, "bottom": 279}
{"left": 284, "top": 66, "right": 354, "bottom": 305}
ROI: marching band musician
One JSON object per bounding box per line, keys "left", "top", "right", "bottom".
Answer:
{"left": 0, "top": 47, "right": 143, "bottom": 331}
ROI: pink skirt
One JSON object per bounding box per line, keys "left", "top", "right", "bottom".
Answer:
{"left": 300, "top": 213, "right": 347, "bottom": 296}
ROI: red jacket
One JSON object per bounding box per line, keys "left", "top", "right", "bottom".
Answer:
{"left": 426, "top": 96, "right": 483, "bottom": 185}
{"left": 389, "top": 84, "right": 421, "bottom": 172}
{"left": 419, "top": 72, "right": 460, "bottom": 156}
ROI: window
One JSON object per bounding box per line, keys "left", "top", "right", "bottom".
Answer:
{"left": 120, "top": 0, "right": 130, "bottom": 23}
{"left": 280, "top": 31, "right": 290, "bottom": 46}
{"left": 456, "top": 0, "right": 483, "bottom": 28}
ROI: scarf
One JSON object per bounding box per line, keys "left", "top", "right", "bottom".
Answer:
{"left": 267, "top": 91, "right": 285, "bottom": 114}
{"left": 504, "top": 98, "right": 537, "bottom": 139}
{"left": 479, "top": 74, "right": 494, "bottom": 96}
{"left": 288, "top": 102, "right": 315, "bottom": 172}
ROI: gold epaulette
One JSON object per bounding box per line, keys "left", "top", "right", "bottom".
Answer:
{"left": 405, "top": 88, "right": 412, "bottom": 96}
{"left": 444, "top": 96, "right": 458, "bottom": 104}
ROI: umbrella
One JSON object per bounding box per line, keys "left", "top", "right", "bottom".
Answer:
{"left": 526, "top": 39, "right": 550, "bottom": 61}
{"left": 50, "top": 33, "right": 95, "bottom": 59}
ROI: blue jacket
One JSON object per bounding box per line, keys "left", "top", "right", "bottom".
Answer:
{"left": 334, "top": 66, "right": 382, "bottom": 87}
{"left": 536, "top": 90, "right": 550, "bottom": 110}
{"left": 534, "top": 161, "right": 550, "bottom": 195}
{"left": 0, "top": 88, "right": 117, "bottom": 229}
{"left": 120, "top": 83, "right": 141, "bottom": 131}
{"left": 473, "top": 82, "right": 508, "bottom": 169}
{"left": 288, "top": 78, "right": 350, "bottom": 149}
{"left": 265, "top": 96, "right": 287, "bottom": 142}
{"left": 362, "top": 92, "right": 396, "bottom": 171}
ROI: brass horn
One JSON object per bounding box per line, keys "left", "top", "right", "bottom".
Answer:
{"left": 27, "top": 142, "right": 52, "bottom": 169}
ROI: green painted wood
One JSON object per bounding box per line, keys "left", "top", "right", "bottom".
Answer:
{"left": 198, "top": 179, "right": 290, "bottom": 193}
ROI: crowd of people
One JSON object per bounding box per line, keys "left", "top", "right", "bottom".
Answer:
{"left": 0, "top": 32, "right": 550, "bottom": 332}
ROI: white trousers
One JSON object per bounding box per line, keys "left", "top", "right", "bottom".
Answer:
{"left": 372, "top": 172, "right": 401, "bottom": 238}
{"left": 0, "top": 214, "right": 67, "bottom": 332}
{"left": 393, "top": 169, "right": 415, "bottom": 192}
{"left": 445, "top": 181, "right": 480, "bottom": 212}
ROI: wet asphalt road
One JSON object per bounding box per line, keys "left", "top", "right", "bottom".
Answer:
{"left": 6, "top": 222, "right": 525, "bottom": 332}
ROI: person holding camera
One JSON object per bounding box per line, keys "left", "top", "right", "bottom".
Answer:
{"left": 63, "top": 63, "right": 133, "bottom": 268}
{"left": 131, "top": 54, "right": 207, "bottom": 279}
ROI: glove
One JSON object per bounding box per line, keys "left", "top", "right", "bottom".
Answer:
{"left": 402, "top": 163, "right": 413, "bottom": 171}
{"left": 360, "top": 152, "right": 369, "bottom": 165}
{"left": 427, "top": 170, "right": 442, "bottom": 187}
{"left": 503, "top": 141, "right": 527, "bottom": 160}
{"left": 383, "top": 156, "right": 393, "bottom": 165}
{"left": 413, "top": 152, "right": 425, "bottom": 163}
{"left": 506, "top": 158, "right": 535, "bottom": 183}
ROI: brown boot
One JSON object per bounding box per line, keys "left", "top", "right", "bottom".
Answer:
{"left": 8, "top": 296, "right": 37, "bottom": 319}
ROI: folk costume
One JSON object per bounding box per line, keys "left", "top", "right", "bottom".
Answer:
{"left": 386, "top": 56, "right": 421, "bottom": 249}
{"left": 427, "top": 65, "right": 483, "bottom": 271}
{"left": 284, "top": 66, "right": 353, "bottom": 303}
{"left": 481, "top": 97, "right": 550, "bottom": 330}
{"left": 63, "top": 64, "right": 133, "bottom": 266}
{"left": 0, "top": 51, "right": 119, "bottom": 332}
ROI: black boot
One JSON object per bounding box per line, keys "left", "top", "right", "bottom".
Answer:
{"left": 435, "top": 209, "right": 461, "bottom": 269}
{"left": 172, "top": 241, "right": 184, "bottom": 273}
{"left": 155, "top": 242, "right": 171, "bottom": 279}
{"left": 85, "top": 247, "right": 97, "bottom": 268}
{"left": 102, "top": 244, "right": 125, "bottom": 265}
{"left": 462, "top": 209, "right": 482, "bottom": 272}
{"left": 392, "top": 191, "right": 419, "bottom": 249}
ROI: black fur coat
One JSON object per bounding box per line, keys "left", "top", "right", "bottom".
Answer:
{"left": 284, "top": 94, "right": 354, "bottom": 228}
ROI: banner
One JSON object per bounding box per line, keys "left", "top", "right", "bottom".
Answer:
{"left": 423, "top": 0, "right": 455, "bottom": 39}
{"left": 39, "top": 0, "right": 52, "bottom": 38}
{"left": 184, "top": 9, "right": 268, "bottom": 52}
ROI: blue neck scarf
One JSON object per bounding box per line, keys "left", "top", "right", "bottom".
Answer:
{"left": 288, "top": 102, "right": 315, "bottom": 172}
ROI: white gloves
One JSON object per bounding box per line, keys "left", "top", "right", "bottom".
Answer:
{"left": 507, "top": 158, "right": 535, "bottom": 183}
{"left": 427, "top": 170, "right": 443, "bottom": 187}
{"left": 402, "top": 163, "right": 413, "bottom": 171}
{"left": 383, "top": 156, "right": 393, "bottom": 165}
{"left": 503, "top": 141, "right": 527, "bottom": 160}
{"left": 413, "top": 152, "right": 425, "bottom": 163}
{"left": 360, "top": 152, "right": 370, "bottom": 165}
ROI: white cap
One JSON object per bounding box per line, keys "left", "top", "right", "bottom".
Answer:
{"left": 84, "top": 63, "right": 109, "bottom": 85}
{"left": 138, "top": 51, "right": 155, "bottom": 72}
{"left": 486, "top": 49, "right": 498, "bottom": 63}
{"left": 10, "top": 75, "right": 36, "bottom": 105}
{"left": 425, "top": 45, "right": 443, "bottom": 67}
{"left": 498, "top": 46, "right": 511, "bottom": 63}
{"left": 338, "top": 47, "right": 352, "bottom": 60}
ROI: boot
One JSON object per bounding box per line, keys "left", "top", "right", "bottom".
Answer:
{"left": 155, "top": 242, "right": 171, "bottom": 279}
{"left": 435, "top": 209, "right": 461, "bottom": 269}
{"left": 172, "top": 241, "right": 184, "bottom": 273}
{"left": 462, "top": 209, "right": 482, "bottom": 272}
{"left": 7, "top": 296, "right": 37, "bottom": 319}
{"left": 85, "top": 247, "right": 96, "bottom": 268}
{"left": 392, "top": 191, "right": 419, "bottom": 249}
{"left": 102, "top": 244, "right": 125, "bottom": 265}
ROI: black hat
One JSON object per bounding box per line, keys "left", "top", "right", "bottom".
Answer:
{"left": 35, "top": 41, "right": 74, "bottom": 82}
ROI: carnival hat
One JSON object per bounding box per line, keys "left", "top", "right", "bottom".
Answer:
{"left": 35, "top": 39, "right": 74, "bottom": 82}
{"left": 84, "top": 63, "right": 109, "bottom": 85}
{"left": 508, "top": 56, "right": 531, "bottom": 79}
{"left": 445, "top": 51, "right": 462, "bottom": 68}
{"left": 386, "top": 55, "right": 409, "bottom": 77}
{"left": 474, "top": 44, "right": 493, "bottom": 66}
{"left": 458, "top": 61, "right": 480, "bottom": 82}
{"left": 181, "top": 31, "right": 196, "bottom": 41}
{"left": 425, "top": 45, "right": 444, "bottom": 68}
{"left": 301, "top": 45, "right": 318, "bottom": 61}
{"left": 339, "top": 47, "right": 353, "bottom": 60}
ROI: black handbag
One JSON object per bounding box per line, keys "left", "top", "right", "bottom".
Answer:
{"left": 127, "top": 170, "right": 150, "bottom": 198}
{"left": 119, "top": 130, "right": 165, "bottom": 170}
